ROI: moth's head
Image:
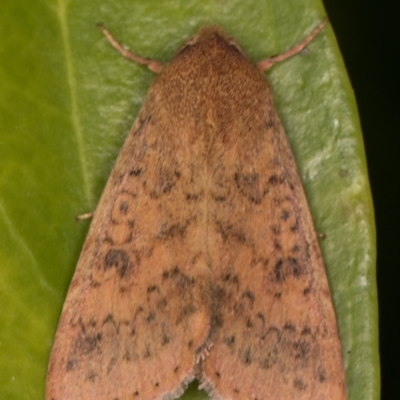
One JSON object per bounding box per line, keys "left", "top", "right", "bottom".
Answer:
{"left": 174, "top": 26, "right": 247, "bottom": 59}
{"left": 189, "top": 26, "right": 229, "bottom": 43}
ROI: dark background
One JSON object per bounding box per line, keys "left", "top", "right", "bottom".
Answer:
{"left": 323, "top": 0, "right": 398, "bottom": 398}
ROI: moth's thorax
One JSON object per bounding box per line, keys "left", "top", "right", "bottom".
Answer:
{"left": 146, "top": 29, "right": 275, "bottom": 156}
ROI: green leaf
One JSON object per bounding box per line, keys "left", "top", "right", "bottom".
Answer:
{"left": 0, "top": 0, "right": 378, "bottom": 399}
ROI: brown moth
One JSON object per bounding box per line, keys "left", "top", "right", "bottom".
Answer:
{"left": 46, "top": 19, "right": 346, "bottom": 400}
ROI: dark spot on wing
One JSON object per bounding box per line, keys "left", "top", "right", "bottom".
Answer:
{"left": 239, "top": 346, "right": 253, "bottom": 365}
{"left": 234, "top": 170, "right": 268, "bottom": 204}
{"left": 273, "top": 259, "right": 284, "bottom": 282}
{"left": 294, "top": 378, "right": 307, "bottom": 391}
{"left": 65, "top": 358, "right": 78, "bottom": 372}
{"left": 104, "top": 249, "right": 132, "bottom": 278}
{"left": 280, "top": 210, "right": 290, "bottom": 221}
{"left": 129, "top": 167, "right": 143, "bottom": 177}
{"left": 223, "top": 335, "right": 235, "bottom": 348}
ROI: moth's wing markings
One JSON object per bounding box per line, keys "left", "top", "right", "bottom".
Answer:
{"left": 47, "top": 25, "right": 345, "bottom": 400}
{"left": 46, "top": 95, "right": 211, "bottom": 400}
{"left": 199, "top": 56, "right": 346, "bottom": 399}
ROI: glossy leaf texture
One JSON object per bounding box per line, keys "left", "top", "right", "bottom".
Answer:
{"left": 0, "top": 0, "right": 378, "bottom": 399}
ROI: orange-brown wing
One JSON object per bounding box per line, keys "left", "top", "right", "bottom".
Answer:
{"left": 46, "top": 94, "right": 211, "bottom": 400}
{"left": 200, "top": 69, "right": 346, "bottom": 399}
{"left": 47, "top": 24, "right": 345, "bottom": 400}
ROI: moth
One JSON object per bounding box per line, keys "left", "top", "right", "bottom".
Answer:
{"left": 46, "top": 19, "right": 346, "bottom": 400}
